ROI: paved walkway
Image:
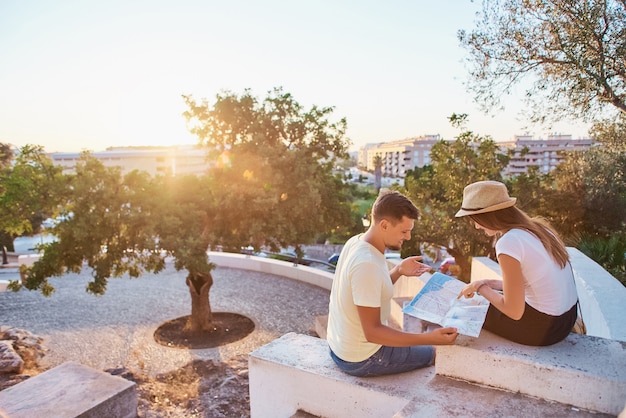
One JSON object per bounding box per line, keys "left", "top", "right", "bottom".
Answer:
{"left": 0, "top": 263, "right": 331, "bottom": 376}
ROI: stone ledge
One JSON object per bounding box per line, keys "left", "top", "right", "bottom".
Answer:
{"left": 207, "top": 251, "right": 334, "bottom": 291}
{"left": 248, "top": 332, "right": 610, "bottom": 418}
{"left": 435, "top": 331, "right": 626, "bottom": 415}
{"left": 0, "top": 361, "right": 137, "bottom": 418}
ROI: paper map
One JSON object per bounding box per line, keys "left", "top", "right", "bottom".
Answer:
{"left": 402, "top": 272, "right": 490, "bottom": 337}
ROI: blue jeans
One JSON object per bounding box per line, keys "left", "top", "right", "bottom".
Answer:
{"left": 330, "top": 345, "right": 435, "bottom": 377}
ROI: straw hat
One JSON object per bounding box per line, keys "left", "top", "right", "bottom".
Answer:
{"left": 455, "top": 181, "right": 517, "bottom": 217}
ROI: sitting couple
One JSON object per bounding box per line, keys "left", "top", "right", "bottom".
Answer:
{"left": 326, "top": 181, "right": 578, "bottom": 377}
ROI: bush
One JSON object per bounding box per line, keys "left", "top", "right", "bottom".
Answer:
{"left": 578, "top": 234, "right": 626, "bottom": 287}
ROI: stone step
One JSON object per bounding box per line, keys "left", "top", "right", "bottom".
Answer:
{"left": 393, "top": 292, "right": 626, "bottom": 416}
{"left": 248, "top": 332, "right": 610, "bottom": 418}
{"left": 435, "top": 331, "right": 626, "bottom": 416}
{"left": 0, "top": 361, "right": 137, "bottom": 418}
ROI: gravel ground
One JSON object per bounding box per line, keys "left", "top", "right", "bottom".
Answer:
{"left": 0, "top": 263, "right": 331, "bottom": 376}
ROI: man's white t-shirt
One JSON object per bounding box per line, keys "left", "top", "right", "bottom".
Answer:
{"left": 496, "top": 228, "right": 578, "bottom": 316}
{"left": 326, "top": 234, "right": 394, "bottom": 362}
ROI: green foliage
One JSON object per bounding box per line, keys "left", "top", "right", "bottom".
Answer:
{"left": 0, "top": 145, "right": 65, "bottom": 237}
{"left": 0, "top": 143, "right": 13, "bottom": 169}
{"left": 545, "top": 118, "right": 626, "bottom": 242}
{"left": 459, "top": 0, "right": 626, "bottom": 122}
{"left": 183, "top": 87, "right": 353, "bottom": 253}
{"left": 155, "top": 174, "right": 215, "bottom": 276}
{"left": 8, "top": 88, "right": 355, "bottom": 304}
{"left": 21, "top": 154, "right": 169, "bottom": 295}
{"left": 578, "top": 234, "right": 626, "bottom": 287}
{"left": 402, "top": 121, "right": 510, "bottom": 281}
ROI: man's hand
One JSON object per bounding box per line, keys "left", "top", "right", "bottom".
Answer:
{"left": 428, "top": 327, "right": 459, "bottom": 345}
{"left": 397, "top": 256, "right": 431, "bottom": 277}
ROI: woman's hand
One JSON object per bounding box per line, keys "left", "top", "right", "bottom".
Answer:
{"left": 457, "top": 280, "right": 487, "bottom": 299}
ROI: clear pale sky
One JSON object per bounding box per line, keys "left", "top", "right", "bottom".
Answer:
{"left": 0, "top": 0, "right": 591, "bottom": 153}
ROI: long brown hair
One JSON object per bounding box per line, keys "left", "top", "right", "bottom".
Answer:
{"left": 469, "top": 206, "right": 570, "bottom": 268}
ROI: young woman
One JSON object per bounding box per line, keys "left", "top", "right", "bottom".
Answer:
{"left": 456, "top": 181, "right": 578, "bottom": 346}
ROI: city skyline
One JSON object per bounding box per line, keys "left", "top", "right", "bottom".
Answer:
{"left": 1, "top": 1, "right": 591, "bottom": 154}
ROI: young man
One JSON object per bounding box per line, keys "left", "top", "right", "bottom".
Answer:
{"left": 327, "top": 190, "right": 458, "bottom": 377}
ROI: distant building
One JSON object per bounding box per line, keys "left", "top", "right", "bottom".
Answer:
{"left": 504, "top": 134, "right": 595, "bottom": 175}
{"left": 358, "top": 135, "right": 446, "bottom": 177}
{"left": 358, "top": 134, "right": 595, "bottom": 178}
{"left": 49, "top": 146, "right": 212, "bottom": 177}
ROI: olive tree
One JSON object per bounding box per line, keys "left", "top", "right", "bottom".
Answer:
{"left": 459, "top": 0, "right": 626, "bottom": 123}
{"left": 183, "top": 87, "right": 353, "bottom": 256}
{"left": 12, "top": 88, "right": 354, "bottom": 333}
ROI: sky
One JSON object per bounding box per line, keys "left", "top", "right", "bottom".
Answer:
{"left": 0, "top": 0, "right": 591, "bottom": 153}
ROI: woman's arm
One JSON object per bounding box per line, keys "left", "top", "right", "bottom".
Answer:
{"left": 458, "top": 254, "right": 526, "bottom": 320}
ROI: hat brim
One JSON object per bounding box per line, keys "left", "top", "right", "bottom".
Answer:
{"left": 455, "top": 198, "right": 516, "bottom": 218}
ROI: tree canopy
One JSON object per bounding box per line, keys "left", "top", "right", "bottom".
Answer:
{"left": 183, "top": 87, "right": 353, "bottom": 254}
{"left": 403, "top": 114, "right": 510, "bottom": 281}
{"left": 459, "top": 0, "right": 626, "bottom": 123}
{"left": 10, "top": 88, "right": 356, "bottom": 331}
{"left": 0, "top": 145, "right": 65, "bottom": 240}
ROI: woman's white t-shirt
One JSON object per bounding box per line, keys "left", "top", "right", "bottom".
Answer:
{"left": 496, "top": 229, "right": 578, "bottom": 316}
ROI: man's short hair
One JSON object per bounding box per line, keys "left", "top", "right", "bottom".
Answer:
{"left": 371, "top": 189, "right": 419, "bottom": 223}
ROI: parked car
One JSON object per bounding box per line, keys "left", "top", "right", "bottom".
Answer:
{"left": 439, "top": 257, "right": 458, "bottom": 276}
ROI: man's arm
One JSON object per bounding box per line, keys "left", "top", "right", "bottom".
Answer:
{"left": 356, "top": 306, "right": 458, "bottom": 346}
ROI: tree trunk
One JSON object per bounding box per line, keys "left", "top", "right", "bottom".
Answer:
{"left": 185, "top": 271, "right": 214, "bottom": 333}
{"left": 447, "top": 249, "right": 471, "bottom": 283}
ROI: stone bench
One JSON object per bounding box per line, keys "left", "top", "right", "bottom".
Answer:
{"left": 435, "top": 331, "right": 626, "bottom": 416}
{"left": 248, "top": 332, "right": 612, "bottom": 418}
{"left": 0, "top": 361, "right": 137, "bottom": 418}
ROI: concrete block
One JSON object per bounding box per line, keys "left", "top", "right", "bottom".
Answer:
{"left": 249, "top": 332, "right": 418, "bottom": 418}
{"left": 0, "top": 361, "right": 137, "bottom": 418}
{"left": 249, "top": 333, "right": 607, "bottom": 418}
{"left": 435, "top": 331, "right": 626, "bottom": 415}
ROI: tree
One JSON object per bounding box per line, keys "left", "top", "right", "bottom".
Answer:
{"left": 373, "top": 154, "right": 382, "bottom": 192}
{"left": 403, "top": 114, "right": 510, "bottom": 281}
{"left": 541, "top": 115, "right": 625, "bottom": 285}
{"left": 155, "top": 174, "right": 216, "bottom": 332}
{"left": 546, "top": 116, "right": 626, "bottom": 240}
{"left": 0, "top": 145, "right": 65, "bottom": 252}
{"left": 459, "top": 0, "right": 626, "bottom": 124}
{"left": 183, "top": 87, "right": 353, "bottom": 257}
{"left": 15, "top": 152, "right": 221, "bottom": 332}
{"left": 12, "top": 88, "right": 354, "bottom": 337}
{"left": 0, "top": 143, "right": 13, "bottom": 169}
{"left": 17, "top": 154, "right": 167, "bottom": 296}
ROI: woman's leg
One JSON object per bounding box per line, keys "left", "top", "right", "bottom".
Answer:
{"left": 483, "top": 303, "right": 576, "bottom": 346}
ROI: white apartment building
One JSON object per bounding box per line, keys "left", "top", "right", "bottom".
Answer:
{"left": 50, "top": 146, "right": 212, "bottom": 177}
{"left": 504, "top": 134, "right": 595, "bottom": 175}
{"left": 359, "top": 134, "right": 595, "bottom": 178}
{"left": 358, "top": 135, "right": 445, "bottom": 177}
